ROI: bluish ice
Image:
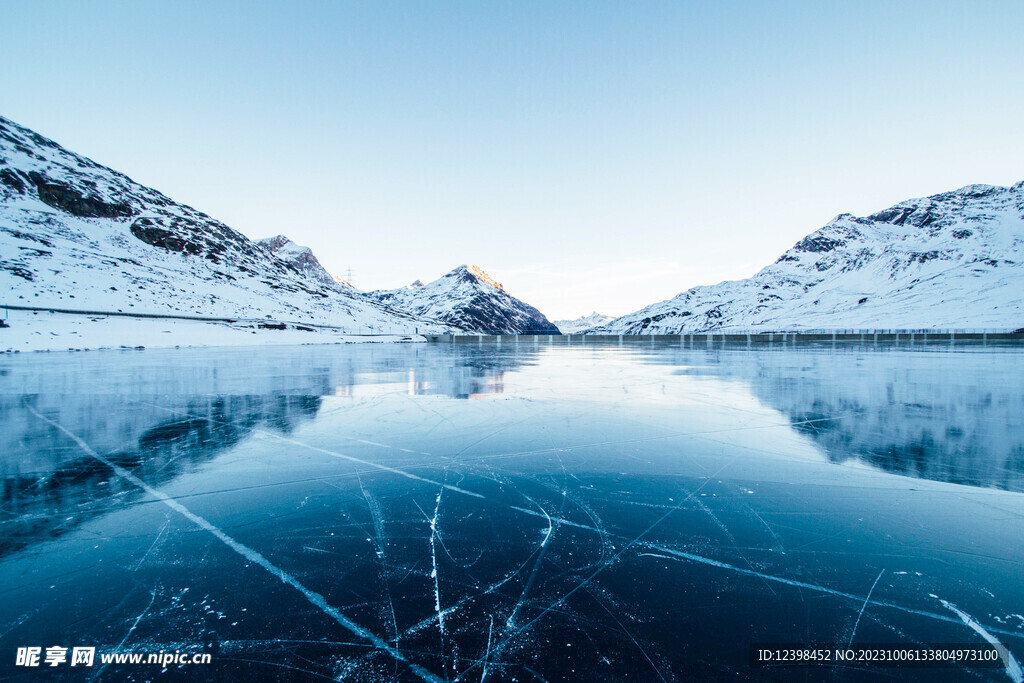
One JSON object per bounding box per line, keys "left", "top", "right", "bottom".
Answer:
{"left": 1, "top": 340, "right": 1022, "bottom": 681}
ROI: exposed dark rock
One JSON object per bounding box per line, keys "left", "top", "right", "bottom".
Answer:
{"left": 1, "top": 229, "right": 53, "bottom": 248}
{"left": 130, "top": 218, "right": 201, "bottom": 254}
{"left": 1, "top": 261, "right": 33, "bottom": 281}
{"left": 916, "top": 209, "right": 938, "bottom": 228}
{"left": 795, "top": 236, "right": 845, "bottom": 253}
{"left": 28, "top": 171, "right": 134, "bottom": 218}
{"left": 0, "top": 168, "right": 26, "bottom": 193}
{"left": 870, "top": 206, "right": 914, "bottom": 225}
{"left": 870, "top": 205, "right": 948, "bottom": 230}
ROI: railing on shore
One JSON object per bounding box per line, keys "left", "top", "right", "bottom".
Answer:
{"left": 427, "top": 330, "right": 1024, "bottom": 344}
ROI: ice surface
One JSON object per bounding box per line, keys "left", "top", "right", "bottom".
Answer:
{"left": 1, "top": 341, "right": 1022, "bottom": 680}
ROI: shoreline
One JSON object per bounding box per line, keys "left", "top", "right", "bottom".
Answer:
{"left": 0, "top": 309, "right": 424, "bottom": 353}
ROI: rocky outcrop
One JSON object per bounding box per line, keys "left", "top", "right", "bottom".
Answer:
{"left": 28, "top": 171, "right": 134, "bottom": 218}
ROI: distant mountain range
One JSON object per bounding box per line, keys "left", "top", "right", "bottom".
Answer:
{"left": 367, "top": 265, "right": 561, "bottom": 334}
{"left": 0, "top": 115, "right": 454, "bottom": 334}
{"left": 553, "top": 312, "right": 614, "bottom": 333}
{"left": 253, "top": 240, "right": 562, "bottom": 335}
{"left": 594, "top": 182, "right": 1024, "bottom": 333}
{"left": 3, "top": 115, "right": 1020, "bottom": 337}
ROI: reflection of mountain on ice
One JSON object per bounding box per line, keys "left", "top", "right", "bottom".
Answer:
{"left": 0, "top": 344, "right": 538, "bottom": 557}
{"left": 1, "top": 392, "right": 324, "bottom": 558}
{"left": 694, "top": 347, "right": 1024, "bottom": 492}
{"left": 1, "top": 345, "right": 536, "bottom": 473}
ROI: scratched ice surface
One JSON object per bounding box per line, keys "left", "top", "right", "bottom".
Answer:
{"left": 1, "top": 341, "right": 1023, "bottom": 681}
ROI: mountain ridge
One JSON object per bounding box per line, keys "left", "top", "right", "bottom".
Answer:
{"left": 593, "top": 181, "right": 1024, "bottom": 334}
{"left": 0, "top": 114, "right": 455, "bottom": 335}
{"left": 553, "top": 312, "right": 615, "bottom": 334}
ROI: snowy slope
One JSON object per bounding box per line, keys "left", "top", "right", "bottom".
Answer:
{"left": 368, "top": 265, "right": 561, "bottom": 334}
{"left": 597, "top": 182, "right": 1024, "bottom": 333}
{"left": 0, "top": 115, "right": 456, "bottom": 336}
{"left": 553, "top": 312, "right": 615, "bottom": 334}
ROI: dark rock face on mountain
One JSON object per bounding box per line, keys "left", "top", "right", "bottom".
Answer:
{"left": 596, "top": 181, "right": 1024, "bottom": 334}
{"left": 28, "top": 170, "right": 135, "bottom": 218}
{"left": 0, "top": 114, "right": 454, "bottom": 333}
{"left": 369, "top": 265, "right": 561, "bottom": 334}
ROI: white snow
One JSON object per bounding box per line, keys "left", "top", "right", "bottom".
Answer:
{"left": 597, "top": 182, "right": 1024, "bottom": 333}
{"left": 0, "top": 309, "right": 424, "bottom": 353}
{"left": 0, "top": 115, "right": 457, "bottom": 349}
{"left": 5, "top": 113, "right": 1021, "bottom": 342}
{"left": 367, "top": 265, "right": 559, "bottom": 334}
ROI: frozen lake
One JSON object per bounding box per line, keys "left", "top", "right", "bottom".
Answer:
{"left": 1, "top": 341, "right": 1023, "bottom": 680}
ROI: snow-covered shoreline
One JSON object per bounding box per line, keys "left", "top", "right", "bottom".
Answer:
{"left": 0, "top": 309, "right": 424, "bottom": 353}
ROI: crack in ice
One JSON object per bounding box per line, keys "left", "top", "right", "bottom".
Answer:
{"left": 25, "top": 400, "right": 443, "bottom": 683}
{"left": 939, "top": 599, "right": 1023, "bottom": 683}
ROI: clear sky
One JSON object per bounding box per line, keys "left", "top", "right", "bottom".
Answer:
{"left": 2, "top": 1, "right": 1022, "bottom": 320}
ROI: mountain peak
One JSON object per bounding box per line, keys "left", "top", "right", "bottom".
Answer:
{"left": 256, "top": 234, "right": 345, "bottom": 290}
{"left": 447, "top": 264, "right": 505, "bottom": 291}
{"left": 368, "top": 265, "right": 558, "bottom": 334}
{"left": 258, "top": 234, "right": 311, "bottom": 256}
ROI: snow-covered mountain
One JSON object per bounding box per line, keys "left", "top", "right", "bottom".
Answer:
{"left": 596, "top": 182, "right": 1024, "bottom": 334}
{"left": 368, "top": 265, "right": 561, "bottom": 334}
{"left": 553, "top": 312, "right": 615, "bottom": 334}
{"left": 257, "top": 234, "right": 356, "bottom": 292}
{"left": 0, "top": 115, "right": 454, "bottom": 335}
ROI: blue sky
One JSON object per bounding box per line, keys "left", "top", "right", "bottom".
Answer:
{"left": 3, "top": 1, "right": 1022, "bottom": 319}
